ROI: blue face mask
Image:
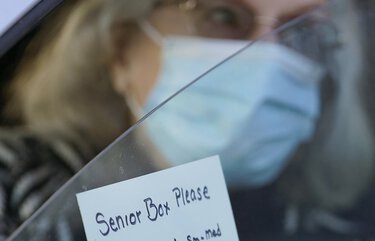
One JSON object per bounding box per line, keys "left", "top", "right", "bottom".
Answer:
{"left": 139, "top": 23, "right": 324, "bottom": 188}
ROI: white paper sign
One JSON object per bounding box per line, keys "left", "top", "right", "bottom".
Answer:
{"left": 77, "top": 156, "right": 239, "bottom": 241}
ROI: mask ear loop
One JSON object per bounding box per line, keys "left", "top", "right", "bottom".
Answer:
{"left": 138, "top": 0, "right": 198, "bottom": 42}
{"left": 125, "top": 93, "right": 145, "bottom": 120}
{"left": 138, "top": 19, "right": 164, "bottom": 46}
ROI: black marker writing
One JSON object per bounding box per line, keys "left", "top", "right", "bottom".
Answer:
{"left": 95, "top": 210, "right": 142, "bottom": 237}
{"left": 144, "top": 197, "right": 171, "bottom": 221}
{"left": 172, "top": 186, "right": 210, "bottom": 207}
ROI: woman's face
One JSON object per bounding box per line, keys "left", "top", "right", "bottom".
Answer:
{"left": 111, "top": 0, "right": 325, "bottom": 107}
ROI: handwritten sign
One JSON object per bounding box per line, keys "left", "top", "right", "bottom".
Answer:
{"left": 76, "top": 156, "right": 239, "bottom": 241}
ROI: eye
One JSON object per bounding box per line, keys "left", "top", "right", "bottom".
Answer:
{"left": 194, "top": 1, "right": 255, "bottom": 39}
{"left": 205, "top": 6, "right": 239, "bottom": 27}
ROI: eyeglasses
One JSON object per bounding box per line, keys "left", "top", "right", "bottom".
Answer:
{"left": 157, "top": 0, "right": 261, "bottom": 40}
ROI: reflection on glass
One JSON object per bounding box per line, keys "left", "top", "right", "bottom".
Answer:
{"left": 7, "top": 0, "right": 375, "bottom": 241}
{"left": 144, "top": 40, "right": 323, "bottom": 188}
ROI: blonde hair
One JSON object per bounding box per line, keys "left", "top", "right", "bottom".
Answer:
{"left": 6, "top": 0, "right": 156, "bottom": 150}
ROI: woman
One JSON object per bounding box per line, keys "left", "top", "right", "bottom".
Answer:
{"left": 5, "top": 0, "right": 367, "bottom": 239}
